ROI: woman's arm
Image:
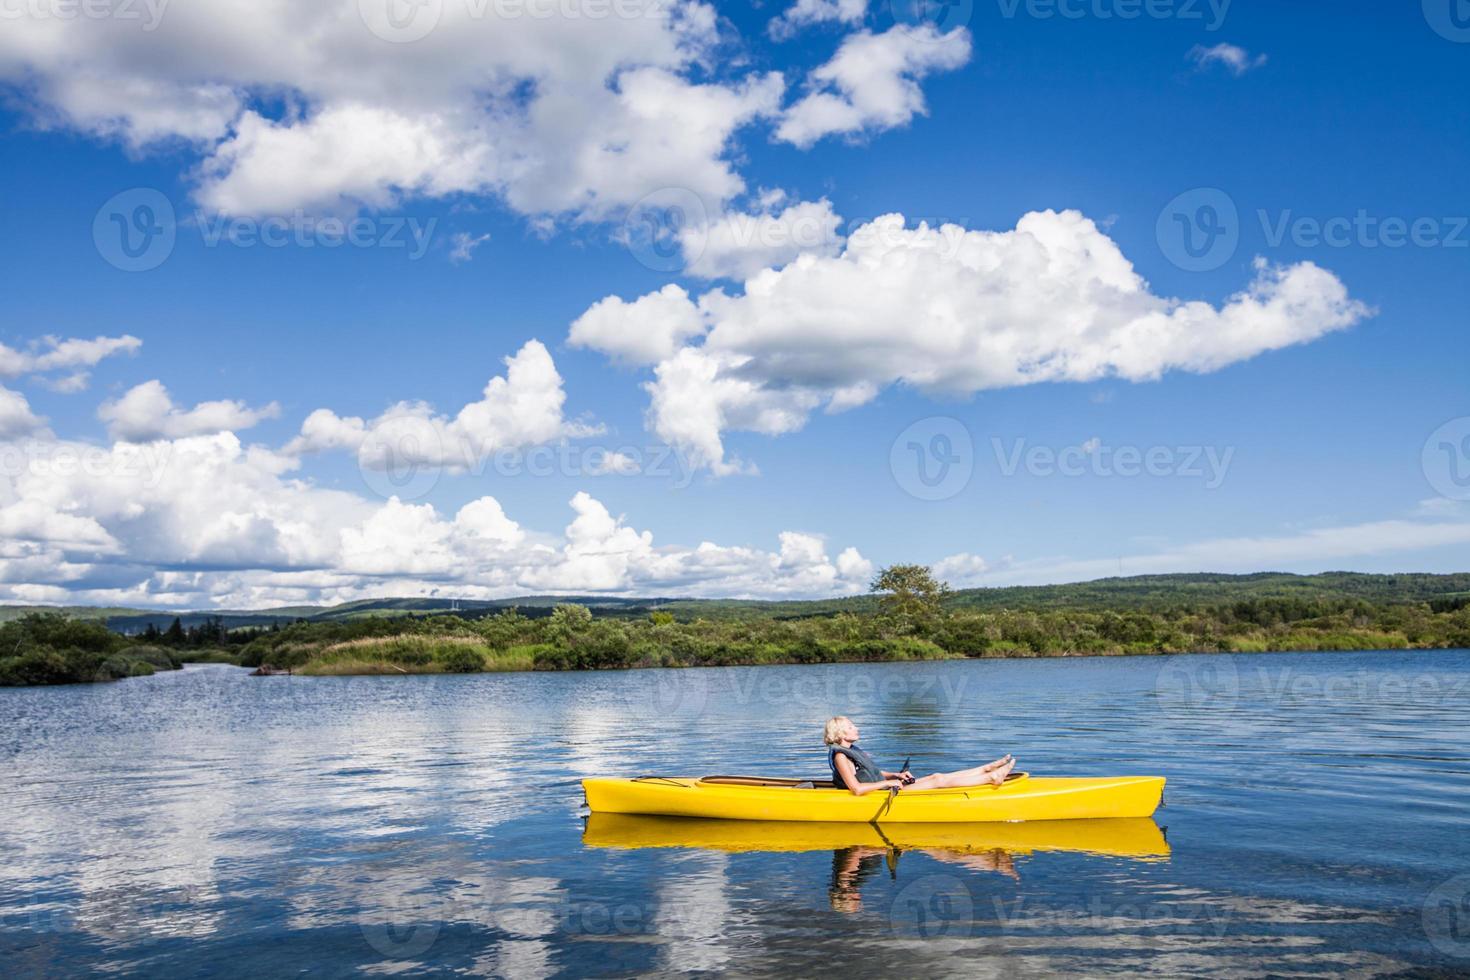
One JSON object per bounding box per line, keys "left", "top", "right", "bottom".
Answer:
{"left": 834, "top": 754, "right": 904, "bottom": 796}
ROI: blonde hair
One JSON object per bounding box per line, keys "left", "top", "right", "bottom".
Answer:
{"left": 823, "top": 716, "right": 852, "bottom": 746}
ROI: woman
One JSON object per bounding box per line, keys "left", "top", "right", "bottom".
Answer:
{"left": 823, "top": 716, "right": 1016, "bottom": 796}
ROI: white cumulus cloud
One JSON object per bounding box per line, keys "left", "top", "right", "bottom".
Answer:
{"left": 769, "top": 0, "right": 869, "bottom": 40}
{"left": 1188, "top": 43, "right": 1268, "bottom": 77}
{"left": 99, "top": 380, "right": 281, "bottom": 442}
{"left": 0, "top": 1, "right": 794, "bottom": 224}
{"left": 682, "top": 197, "right": 845, "bottom": 280}
{"left": 0, "top": 427, "right": 875, "bottom": 606}
{"left": 0, "top": 387, "right": 48, "bottom": 440}
{"left": 0, "top": 334, "right": 140, "bottom": 379}
{"left": 284, "top": 339, "right": 597, "bottom": 469}
{"left": 569, "top": 285, "right": 707, "bottom": 366}
{"left": 572, "top": 209, "right": 1373, "bottom": 473}
{"left": 776, "top": 25, "right": 971, "bottom": 148}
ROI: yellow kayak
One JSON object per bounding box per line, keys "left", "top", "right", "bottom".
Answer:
{"left": 584, "top": 812, "right": 1170, "bottom": 859}
{"left": 582, "top": 772, "right": 1165, "bottom": 823}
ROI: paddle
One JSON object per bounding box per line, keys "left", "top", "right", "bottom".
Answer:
{"left": 865, "top": 821, "right": 903, "bottom": 876}
{"left": 899, "top": 756, "right": 915, "bottom": 786}
{"left": 873, "top": 784, "right": 900, "bottom": 823}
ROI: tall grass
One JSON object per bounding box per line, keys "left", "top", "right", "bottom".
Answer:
{"left": 295, "top": 635, "right": 540, "bottom": 675}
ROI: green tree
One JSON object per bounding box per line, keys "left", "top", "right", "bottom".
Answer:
{"left": 548, "top": 603, "right": 593, "bottom": 640}
{"left": 871, "top": 564, "right": 950, "bottom": 630}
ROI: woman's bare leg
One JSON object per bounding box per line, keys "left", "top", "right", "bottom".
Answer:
{"left": 907, "top": 756, "right": 1016, "bottom": 790}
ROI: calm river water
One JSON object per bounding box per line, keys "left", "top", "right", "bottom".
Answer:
{"left": 3, "top": 649, "right": 1469, "bottom": 977}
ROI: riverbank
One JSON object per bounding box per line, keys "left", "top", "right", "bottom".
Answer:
{"left": 6, "top": 590, "right": 1469, "bottom": 684}
{"left": 276, "top": 633, "right": 1449, "bottom": 677}
{"left": 239, "top": 600, "right": 1467, "bottom": 678}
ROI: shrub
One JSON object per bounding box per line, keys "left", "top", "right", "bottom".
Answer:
{"left": 384, "top": 645, "right": 433, "bottom": 666}
{"left": 93, "top": 654, "right": 137, "bottom": 681}
{"left": 532, "top": 645, "right": 573, "bottom": 671}
{"left": 0, "top": 613, "right": 121, "bottom": 655}
{"left": 437, "top": 647, "right": 486, "bottom": 673}
{"left": 554, "top": 621, "right": 635, "bottom": 669}
{"left": 0, "top": 649, "right": 73, "bottom": 685}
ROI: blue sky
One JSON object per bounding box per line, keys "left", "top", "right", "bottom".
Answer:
{"left": 0, "top": 0, "right": 1465, "bottom": 607}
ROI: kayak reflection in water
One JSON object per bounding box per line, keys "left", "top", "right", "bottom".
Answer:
{"left": 823, "top": 716, "right": 1016, "bottom": 796}
{"left": 828, "top": 843, "right": 1020, "bottom": 912}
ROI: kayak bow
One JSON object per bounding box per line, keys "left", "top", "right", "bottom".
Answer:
{"left": 582, "top": 772, "right": 1165, "bottom": 823}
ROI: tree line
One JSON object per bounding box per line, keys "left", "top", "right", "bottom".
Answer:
{"left": 4, "top": 565, "right": 1469, "bottom": 685}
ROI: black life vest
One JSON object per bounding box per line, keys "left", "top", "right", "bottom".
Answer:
{"left": 828, "top": 743, "right": 883, "bottom": 787}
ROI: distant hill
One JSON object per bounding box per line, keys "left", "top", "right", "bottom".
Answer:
{"left": 655, "top": 572, "right": 1470, "bottom": 620}
{"left": 0, "top": 594, "right": 675, "bottom": 633}
{"left": 2, "top": 571, "right": 1467, "bottom": 633}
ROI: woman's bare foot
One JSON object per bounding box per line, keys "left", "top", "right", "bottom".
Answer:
{"left": 987, "top": 759, "right": 1016, "bottom": 785}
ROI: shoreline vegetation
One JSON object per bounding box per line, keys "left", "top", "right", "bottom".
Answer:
{"left": 3, "top": 568, "right": 1469, "bottom": 686}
